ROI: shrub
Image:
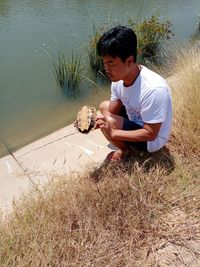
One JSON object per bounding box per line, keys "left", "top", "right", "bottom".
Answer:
{"left": 87, "top": 15, "right": 174, "bottom": 75}
{"left": 130, "top": 15, "right": 174, "bottom": 65}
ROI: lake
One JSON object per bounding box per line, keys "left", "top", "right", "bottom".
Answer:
{"left": 0, "top": 0, "right": 200, "bottom": 157}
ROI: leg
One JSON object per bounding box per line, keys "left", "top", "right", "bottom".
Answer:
{"left": 99, "top": 100, "right": 110, "bottom": 116}
{"left": 99, "top": 100, "right": 127, "bottom": 150}
{"left": 99, "top": 101, "right": 129, "bottom": 161}
{"left": 103, "top": 113, "right": 127, "bottom": 151}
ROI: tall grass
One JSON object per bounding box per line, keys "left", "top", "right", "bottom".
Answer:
{"left": 52, "top": 51, "right": 84, "bottom": 99}
{"left": 0, "top": 158, "right": 172, "bottom": 266}
{"left": 168, "top": 44, "right": 200, "bottom": 157}
{"left": 0, "top": 151, "right": 199, "bottom": 266}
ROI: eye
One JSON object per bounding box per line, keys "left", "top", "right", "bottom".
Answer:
{"left": 106, "top": 62, "right": 116, "bottom": 67}
{"left": 103, "top": 60, "right": 116, "bottom": 67}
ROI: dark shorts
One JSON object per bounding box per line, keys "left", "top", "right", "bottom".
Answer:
{"left": 120, "top": 106, "right": 148, "bottom": 152}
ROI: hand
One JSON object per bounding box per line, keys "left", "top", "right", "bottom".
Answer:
{"left": 96, "top": 115, "right": 114, "bottom": 139}
{"left": 96, "top": 114, "right": 107, "bottom": 129}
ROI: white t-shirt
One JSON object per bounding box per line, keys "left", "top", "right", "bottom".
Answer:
{"left": 111, "top": 65, "right": 172, "bottom": 152}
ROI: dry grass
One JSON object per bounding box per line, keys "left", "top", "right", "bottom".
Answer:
{"left": 167, "top": 43, "right": 200, "bottom": 158}
{"left": 0, "top": 152, "right": 199, "bottom": 266}
{"left": 0, "top": 45, "right": 200, "bottom": 267}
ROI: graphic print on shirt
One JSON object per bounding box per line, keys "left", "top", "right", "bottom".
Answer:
{"left": 122, "top": 96, "right": 143, "bottom": 126}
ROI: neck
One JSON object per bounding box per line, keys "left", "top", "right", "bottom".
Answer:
{"left": 124, "top": 64, "right": 141, "bottom": 87}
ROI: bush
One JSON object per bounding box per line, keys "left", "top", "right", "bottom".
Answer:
{"left": 130, "top": 15, "right": 174, "bottom": 65}
{"left": 87, "top": 15, "right": 174, "bottom": 75}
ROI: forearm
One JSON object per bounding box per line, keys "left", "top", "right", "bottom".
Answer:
{"left": 112, "top": 128, "right": 156, "bottom": 142}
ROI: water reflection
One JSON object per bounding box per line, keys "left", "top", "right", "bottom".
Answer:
{"left": 0, "top": 0, "right": 11, "bottom": 17}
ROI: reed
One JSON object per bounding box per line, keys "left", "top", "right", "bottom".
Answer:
{"left": 88, "top": 22, "right": 105, "bottom": 77}
{"left": 52, "top": 51, "right": 84, "bottom": 99}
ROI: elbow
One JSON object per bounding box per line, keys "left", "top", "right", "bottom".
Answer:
{"left": 143, "top": 122, "right": 162, "bottom": 141}
{"left": 149, "top": 136, "right": 156, "bottom": 141}
{"left": 145, "top": 129, "right": 158, "bottom": 141}
{"left": 148, "top": 133, "right": 157, "bottom": 141}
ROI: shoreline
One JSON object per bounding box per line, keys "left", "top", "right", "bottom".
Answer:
{"left": 0, "top": 123, "right": 112, "bottom": 218}
{"left": 0, "top": 122, "right": 74, "bottom": 159}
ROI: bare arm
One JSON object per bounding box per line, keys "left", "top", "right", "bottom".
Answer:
{"left": 112, "top": 122, "right": 162, "bottom": 141}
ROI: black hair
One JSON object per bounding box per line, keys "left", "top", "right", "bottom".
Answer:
{"left": 97, "top": 25, "right": 137, "bottom": 62}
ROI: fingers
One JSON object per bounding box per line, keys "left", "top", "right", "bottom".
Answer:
{"left": 96, "top": 119, "right": 106, "bottom": 128}
{"left": 96, "top": 115, "right": 106, "bottom": 128}
{"left": 96, "top": 114, "right": 105, "bottom": 120}
{"left": 94, "top": 118, "right": 104, "bottom": 129}
{"left": 96, "top": 115, "right": 110, "bottom": 130}
{"left": 99, "top": 124, "right": 106, "bottom": 129}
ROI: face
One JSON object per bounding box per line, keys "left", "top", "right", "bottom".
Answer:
{"left": 103, "top": 55, "right": 133, "bottom": 82}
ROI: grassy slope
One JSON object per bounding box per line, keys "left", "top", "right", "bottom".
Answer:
{"left": 0, "top": 45, "right": 200, "bottom": 267}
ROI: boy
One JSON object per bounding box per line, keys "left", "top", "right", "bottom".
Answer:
{"left": 96, "top": 26, "right": 172, "bottom": 162}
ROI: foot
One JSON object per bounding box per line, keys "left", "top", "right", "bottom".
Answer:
{"left": 105, "top": 149, "right": 130, "bottom": 163}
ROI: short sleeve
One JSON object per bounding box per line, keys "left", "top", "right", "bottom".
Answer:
{"left": 141, "top": 87, "right": 168, "bottom": 123}
{"left": 110, "top": 82, "right": 120, "bottom": 101}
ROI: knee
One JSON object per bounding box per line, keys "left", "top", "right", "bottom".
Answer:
{"left": 99, "top": 100, "right": 110, "bottom": 115}
{"left": 105, "top": 114, "right": 118, "bottom": 129}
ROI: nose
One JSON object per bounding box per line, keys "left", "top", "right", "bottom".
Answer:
{"left": 104, "top": 64, "right": 111, "bottom": 73}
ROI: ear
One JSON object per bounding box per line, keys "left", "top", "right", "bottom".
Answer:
{"left": 127, "top": 55, "right": 134, "bottom": 66}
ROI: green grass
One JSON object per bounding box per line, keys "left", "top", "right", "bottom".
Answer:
{"left": 88, "top": 23, "right": 105, "bottom": 77}
{"left": 52, "top": 51, "right": 84, "bottom": 99}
